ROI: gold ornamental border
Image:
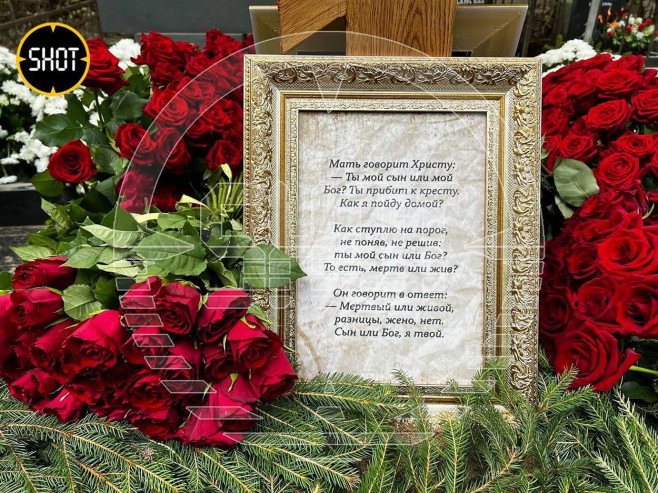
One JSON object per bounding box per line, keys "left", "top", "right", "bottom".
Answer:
{"left": 243, "top": 55, "right": 542, "bottom": 404}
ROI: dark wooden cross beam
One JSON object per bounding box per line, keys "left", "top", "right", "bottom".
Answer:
{"left": 278, "top": 0, "right": 457, "bottom": 57}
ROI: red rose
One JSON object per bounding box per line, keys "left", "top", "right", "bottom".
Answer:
{"left": 114, "top": 123, "right": 156, "bottom": 166}
{"left": 566, "top": 76, "right": 599, "bottom": 114}
{"left": 151, "top": 61, "right": 185, "bottom": 87}
{"left": 84, "top": 38, "right": 128, "bottom": 95}
{"left": 197, "top": 289, "right": 251, "bottom": 343}
{"left": 250, "top": 349, "right": 297, "bottom": 402}
{"left": 586, "top": 100, "right": 632, "bottom": 137}
{"left": 631, "top": 89, "right": 658, "bottom": 124}
{"left": 202, "top": 102, "right": 232, "bottom": 135}
{"left": 154, "top": 92, "right": 193, "bottom": 129}
{"left": 542, "top": 107, "right": 571, "bottom": 136}
{"left": 126, "top": 368, "right": 174, "bottom": 410}
{"left": 575, "top": 277, "right": 620, "bottom": 331}
{"left": 207, "top": 139, "right": 242, "bottom": 170}
{"left": 147, "top": 337, "right": 201, "bottom": 380}
{"left": 610, "top": 132, "right": 655, "bottom": 158}
{"left": 152, "top": 179, "right": 186, "bottom": 212}
{"left": 48, "top": 140, "right": 97, "bottom": 184}
{"left": 8, "top": 369, "right": 59, "bottom": 408}
{"left": 227, "top": 314, "right": 282, "bottom": 370}
{"left": 120, "top": 327, "right": 172, "bottom": 365}
{"left": 116, "top": 169, "right": 157, "bottom": 213}
{"left": 572, "top": 53, "right": 613, "bottom": 70}
{"left": 184, "top": 117, "right": 212, "bottom": 148}
{"left": 120, "top": 276, "right": 162, "bottom": 313}
{"left": 614, "top": 276, "right": 658, "bottom": 338}
{"left": 133, "top": 31, "right": 193, "bottom": 70}
{"left": 552, "top": 320, "right": 640, "bottom": 391}
{"left": 544, "top": 85, "right": 573, "bottom": 112}
{"left": 42, "top": 389, "right": 87, "bottom": 423}
{"left": 144, "top": 87, "right": 174, "bottom": 119}
{"left": 12, "top": 256, "right": 76, "bottom": 290}
{"left": 59, "top": 310, "right": 126, "bottom": 376}
{"left": 203, "top": 344, "right": 234, "bottom": 381}
{"left": 556, "top": 133, "right": 597, "bottom": 163}
{"left": 29, "top": 319, "right": 77, "bottom": 372}
{"left": 65, "top": 369, "right": 107, "bottom": 405}
{"left": 604, "top": 54, "right": 644, "bottom": 72}
{"left": 129, "top": 407, "right": 180, "bottom": 440}
{"left": 9, "top": 288, "right": 63, "bottom": 330}
{"left": 595, "top": 69, "right": 642, "bottom": 100}
{"left": 566, "top": 243, "right": 599, "bottom": 281}
{"left": 155, "top": 282, "right": 200, "bottom": 335}
{"left": 595, "top": 152, "right": 642, "bottom": 191}
{"left": 177, "top": 385, "right": 255, "bottom": 447}
{"left": 204, "top": 29, "right": 244, "bottom": 58}
{"left": 154, "top": 128, "right": 190, "bottom": 175}
{"left": 539, "top": 288, "right": 574, "bottom": 340}
{"left": 597, "top": 223, "right": 658, "bottom": 277}
{"left": 0, "top": 293, "right": 18, "bottom": 343}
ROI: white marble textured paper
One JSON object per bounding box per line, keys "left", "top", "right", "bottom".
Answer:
{"left": 296, "top": 111, "right": 487, "bottom": 386}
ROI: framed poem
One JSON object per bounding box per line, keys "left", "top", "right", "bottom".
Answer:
{"left": 243, "top": 55, "right": 542, "bottom": 403}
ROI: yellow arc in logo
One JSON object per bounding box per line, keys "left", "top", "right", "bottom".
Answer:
{"left": 16, "top": 22, "right": 90, "bottom": 97}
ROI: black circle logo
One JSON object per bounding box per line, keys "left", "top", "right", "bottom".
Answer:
{"left": 16, "top": 23, "right": 90, "bottom": 97}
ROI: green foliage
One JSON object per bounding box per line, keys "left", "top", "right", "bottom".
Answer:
{"left": 0, "top": 359, "right": 656, "bottom": 492}
{"left": 553, "top": 158, "right": 600, "bottom": 208}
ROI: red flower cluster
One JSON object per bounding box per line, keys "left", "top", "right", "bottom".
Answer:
{"left": 540, "top": 54, "right": 658, "bottom": 391}
{"left": 0, "top": 259, "right": 296, "bottom": 447}
{"left": 115, "top": 30, "right": 252, "bottom": 213}
{"left": 84, "top": 38, "right": 129, "bottom": 96}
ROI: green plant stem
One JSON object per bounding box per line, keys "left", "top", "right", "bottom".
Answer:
{"left": 629, "top": 365, "right": 658, "bottom": 378}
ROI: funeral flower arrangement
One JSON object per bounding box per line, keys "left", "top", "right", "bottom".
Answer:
{"left": 540, "top": 53, "right": 658, "bottom": 404}
{"left": 0, "top": 30, "right": 304, "bottom": 447}
{"left": 598, "top": 10, "right": 657, "bottom": 55}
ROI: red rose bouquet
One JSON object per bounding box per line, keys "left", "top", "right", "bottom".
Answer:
{"left": 541, "top": 53, "right": 658, "bottom": 402}
{"left": 1, "top": 30, "right": 305, "bottom": 447}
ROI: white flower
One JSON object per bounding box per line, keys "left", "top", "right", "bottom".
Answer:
{"left": 0, "top": 175, "right": 17, "bottom": 184}
{"left": 637, "top": 32, "right": 645, "bottom": 39}
{"left": 629, "top": 16, "right": 635, "bottom": 25}
{"left": 539, "top": 39, "right": 596, "bottom": 71}
{"left": 0, "top": 126, "right": 7, "bottom": 139}
{"left": 619, "top": 20, "right": 626, "bottom": 27}
{"left": 636, "top": 17, "right": 643, "bottom": 25}
{"left": 109, "top": 38, "right": 140, "bottom": 69}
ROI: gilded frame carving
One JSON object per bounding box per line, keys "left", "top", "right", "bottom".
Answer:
{"left": 243, "top": 55, "right": 541, "bottom": 403}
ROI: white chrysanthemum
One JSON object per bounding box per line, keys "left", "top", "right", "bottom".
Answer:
{"left": 0, "top": 126, "right": 7, "bottom": 139}
{"left": 5, "top": 130, "right": 57, "bottom": 171}
{"left": 0, "top": 157, "right": 19, "bottom": 165}
{"left": 109, "top": 38, "right": 140, "bottom": 69}
{"left": 539, "top": 39, "right": 597, "bottom": 71}
{"left": 0, "top": 94, "right": 8, "bottom": 106}
{"left": 0, "top": 175, "right": 17, "bottom": 184}
{"left": 0, "top": 46, "right": 16, "bottom": 74}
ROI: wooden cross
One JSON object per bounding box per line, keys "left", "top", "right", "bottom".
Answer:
{"left": 278, "top": 0, "right": 457, "bottom": 57}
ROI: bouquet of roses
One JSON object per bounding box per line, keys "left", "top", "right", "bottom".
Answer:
{"left": 0, "top": 29, "right": 305, "bottom": 446}
{"left": 541, "top": 53, "right": 658, "bottom": 405}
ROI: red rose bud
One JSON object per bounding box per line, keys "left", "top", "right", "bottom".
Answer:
{"left": 614, "top": 276, "right": 658, "bottom": 337}
{"left": 9, "top": 288, "right": 63, "bottom": 330}
{"left": 8, "top": 369, "right": 60, "bottom": 408}
{"left": 607, "top": 30, "right": 614, "bottom": 38}
{"left": 203, "top": 344, "right": 235, "bottom": 382}
{"left": 84, "top": 38, "right": 129, "bottom": 95}
{"left": 552, "top": 320, "right": 641, "bottom": 391}
{"left": 631, "top": 89, "right": 658, "bottom": 124}
{"left": 12, "top": 257, "right": 76, "bottom": 290}
{"left": 597, "top": 224, "right": 658, "bottom": 278}
{"left": 639, "top": 23, "right": 646, "bottom": 30}
{"left": 155, "top": 282, "right": 201, "bottom": 335}
{"left": 626, "top": 26, "right": 633, "bottom": 33}
{"left": 63, "top": 369, "right": 107, "bottom": 405}
{"left": 197, "top": 289, "right": 251, "bottom": 343}
{"left": 42, "top": 389, "right": 87, "bottom": 423}
{"left": 227, "top": 314, "right": 283, "bottom": 370}
{"left": 146, "top": 336, "right": 201, "bottom": 380}
{"left": 177, "top": 386, "right": 256, "bottom": 447}
{"left": 60, "top": 310, "right": 126, "bottom": 375}
{"left": 29, "top": 319, "right": 77, "bottom": 371}
{"left": 48, "top": 140, "right": 97, "bottom": 184}
{"left": 0, "top": 293, "right": 19, "bottom": 342}
{"left": 647, "top": 19, "right": 653, "bottom": 26}
{"left": 119, "top": 276, "right": 162, "bottom": 320}
{"left": 114, "top": 123, "right": 156, "bottom": 166}
{"left": 250, "top": 349, "right": 297, "bottom": 402}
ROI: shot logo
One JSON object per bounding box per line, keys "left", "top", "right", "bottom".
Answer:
{"left": 16, "top": 22, "right": 90, "bottom": 96}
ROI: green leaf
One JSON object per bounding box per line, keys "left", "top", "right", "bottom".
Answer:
{"left": 33, "top": 113, "right": 83, "bottom": 147}
{"left": 157, "top": 213, "right": 188, "bottom": 231}
{"left": 554, "top": 194, "right": 574, "bottom": 219}
{"left": 101, "top": 204, "right": 140, "bottom": 231}
{"left": 11, "top": 245, "right": 55, "bottom": 262}
{"left": 83, "top": 127, "right": 110, "bottom": 146}
{"left": 97, "top": 260, "right": 141, "bottom": 277}
{"left": 64, "top": 93, "right": 89, "bottom": 125}
{"left": 208, "top": 261, "right": 237, "bottom": 287}
{"left": 553, "top": 159, "right": 600, "bottom": 207}
{"left": 31, "top": 170, "right": 64, "bottom": 197}
{"left": 82, "top": 225, "right": 142, "bottom": 248}
{"left": 133, "top": 232, "right": 207, "bottom": 276}
{"left": 621, "top": 381, "right": 658, "bottom": 403}
{"left": 92, "top": 146, "right": 124, "bottom": 175}
{"left": 63, "top": 247, "right": 107, "bottom": 268}
{"left": 0, "top": 271, "right": 12, "bottom": 292}
{"left": 26, "top": 232, "right": 59, "bottom": 251}
{"left": 95, "top": 276, "right": 118, "bottom": 308}
{"left": 41, "top": 199, "right": 73, "bottom": 234}
{"left": 243, "top": 245, "right": 306, "bottom": 289}
{"left": 62, "top": 284, "right": 102, "bottom": 321}
{"left": 109, "top": 90, "right": 147, "bottom": 122}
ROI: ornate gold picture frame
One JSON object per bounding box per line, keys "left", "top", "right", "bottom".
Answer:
{"left": 243, "top": 55, "right": 541, "bottom": 403}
